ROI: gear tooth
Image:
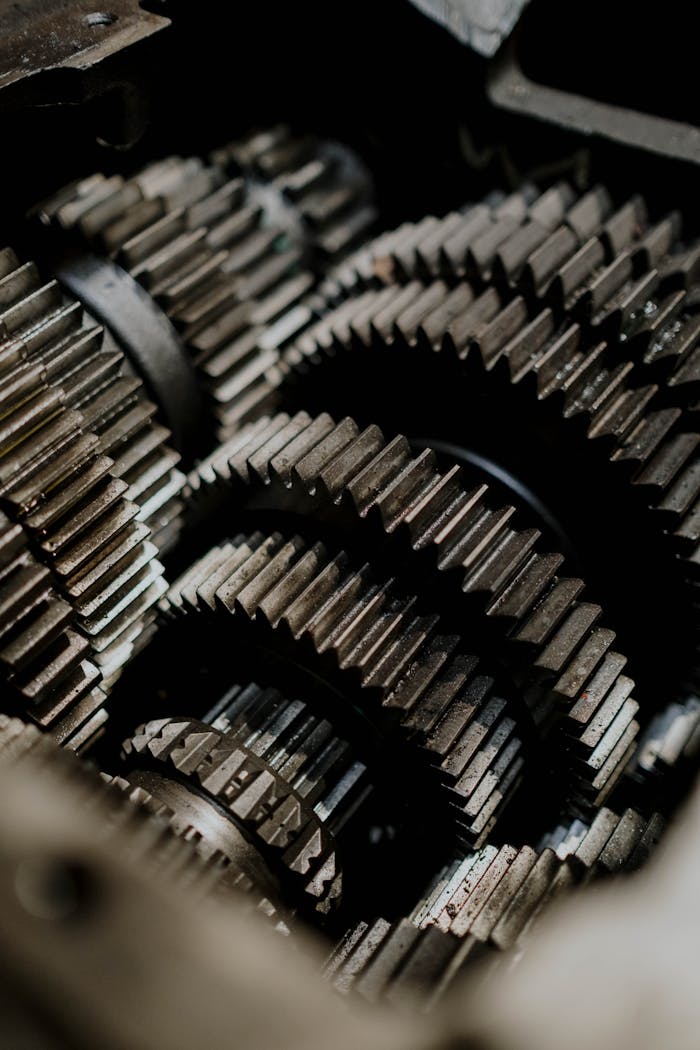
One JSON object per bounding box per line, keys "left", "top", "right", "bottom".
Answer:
{"left": 291, "top": 417, "right": 360, "bottom": 491}
{"left": 370, "top": 281, "right": 424, "bottom": 340}
{"left": 348, "top": 284, "right": 399, "bottom": 346}
{"left": 372, "top": 448, "right": 438, "bottom": 532}
{"left": 634, "top": 431, "right": 699, "bottom": 492}
{"left": 268, "top": 413, "right": 337, "bottom": 485}
{"left": 235, "top": 413, "right": 291, "bottom": 480}
{"left": 280, "top": 550, "right": 349, "bottom": 638}
{"left": 169, "top": 727, "right": 220, "bottom": 775}
{"left": 393, "top": 282, "right": 451, "bottom": 345}
{"left": 256, "top": 541, "right": 328, "bottom": 627}
{"left": 234, "top": 537, "right": 308, "bottom": 616}
{"left": 316, "top": 424, "right": 386, "bottom": 500}
{"left": 363, "top": 612, "right": 440, "bottom": 691}
{"left": 304, "top": 565, "right": 374, "bottom": 651}
{"left": 487, "top": 551, "right": 564, "bottom": 622}
{"left": 474, "top": 296, "right": 529, "bottom": 367}
{"left": 534, "top": 602, "right": 603, "bottom": 675}
{"left": 437, "top": 503, "right": 515, "bottom": 574}
{"left": 345, "top": 434, "right": 413, "bottom": 514}
{"left": 466, "top": 527, "right": 540, "bottom": 598}
{"left": 215, "top": 533, "right": 283, "bottom": 612}
{"left": 124, "top": 718, "right": 176, "bottom": 757}
{"left": 417, "top": 283, "right": 476, "bottom": 349}
{"left": 245, "top": 411, "right": 312, "bottom": 483}
{"left": 515, "top": 577, "right": 586, "bottom": 647}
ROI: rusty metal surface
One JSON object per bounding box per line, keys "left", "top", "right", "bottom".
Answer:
{"left": 0, "top": 0, "right": 169, "bottom": 93}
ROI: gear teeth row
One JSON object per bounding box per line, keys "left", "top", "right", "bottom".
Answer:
{"left": 163, "top": 531, "right": 530, "bottom": 846}
{"left": 122, "top": 714, "right": 347, "bottom": 913}
{"left": 362, "top": 183, "right": 700, "bottom": 403}
{"left": 38, "top": 129, "right": 375, "bottom": 444}
{"left": 0, "top": 510, "right": 106, "bottom": 746}
{"left": 326, "top": 803, "right": 663, "bottom": 1008}
{"left": 0, "top": 246, "right": 185, "bottom": 554}
{"left": 187, "top": 412, "right": 640, "bottom": 804}
{"left": 105, "top": 771, "right": 291, "bottom": 933}
{"left": 0, "top": 248, "right": 169, "bottom": 694}
{"left": 0, "top": 713, "right": 231, "bottom": 896}
{"left": 204, "top": 680, "right": 371, "bottom": 835}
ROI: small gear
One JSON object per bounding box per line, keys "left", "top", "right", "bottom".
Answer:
{"left": 122, "top": 714, "right": 348, "bottom": 915}
{"left": 35, "top": 128, "right": 376, "bottom": 447}
{"left": 0, "top": 713, "right": 231, "bottom": 897}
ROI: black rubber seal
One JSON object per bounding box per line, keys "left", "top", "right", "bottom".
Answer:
{"left": 56, "top": 253, "right": 206, "bottom": 462}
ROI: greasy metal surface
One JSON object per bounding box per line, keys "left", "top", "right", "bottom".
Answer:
{"left": 489, "top": 40, "right": 700, "bottom": 166}
{"left": 0, "top": 0, "right": 169, "bottom": 91}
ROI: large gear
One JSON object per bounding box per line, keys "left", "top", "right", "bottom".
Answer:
{"left": 251, "top": 185, "right": 698, "bottom": 706}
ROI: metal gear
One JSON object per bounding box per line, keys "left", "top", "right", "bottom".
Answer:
{"left": 0, "top": 713, "right": 230, "bottom": 896}
{"left": 159, "top": 528, "right": 530, "bottom": 846}
{"left": 185, "top": 410, "right": 640, "bottom": 807}
{"left": 0, "top": 246, "right": 172, "bottom": 703}
{"left": 326, "top": 802, "right": 664, "bottom": 1009}
{"left": 35, "top": 127, "right": 376, "bottom": 447}
{"left": 270, "top": 222, "right": 699, "bottom": 710}
{"left": 122, "top": 713, "right": 349, "bottom": 916}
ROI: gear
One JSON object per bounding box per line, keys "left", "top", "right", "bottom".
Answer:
{"left": 273, "top": 256, "right": 698, "bottom": 709}
{"left": 186, "top": 410, "right": 640, "bottom": 806}
{"left": 159, "top": 529, "right": 530, "bottom": 846}
{"left": 35, "top": 128, "right": 376, "bottom": 447}
{"left": 122, "top": 714, "right": 347, "bottom": 915}
{"left": 326, "top": 802, "right": 664, "bottom": 1008}
{"left": 0, "top": 713, "right": 230, "bottom": 897}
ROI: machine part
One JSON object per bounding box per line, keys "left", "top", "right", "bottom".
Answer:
{"left": 0, "top": 246, "right": 176, "bottom": 705}
{"left": 0, "top": 509, "right": 105, "bottom": 747}
{"left": 272, "top": 187, "right": 699, "bottom": 709}
{"left": 161, "top": 529, "right": 529, "bottom": 846}
{"left": 488, "top": 39, "right": 700, "bottom": 168}
{"left": 122, "top": 714, "right": 348, "bottom": 915}
{"left": 55, "top": 252, "right": 205, "bottom": 461}
{"left": 187, "top": 410, "right": 639, "bottom": 806}
{"left": 0, "top": 713, "right": 227, "bottom": 892}
{"left": 452, "top": 777, "right": 700, "bottom": 1050}
{"left": 35, "top": 129, "right": 376, "bottom": 449}
{"left": 0, "top": 712, "right": 290, "bottom": 927}
{"left": 0, "top": 0, "right": 169, "bottom": 130}
{"left": 327, "top": 802, "right": 663, "bottom": 1009}
{"left": 630, "top": 694, "right": 700, "bottom": 783}
{"left": 409, "top": 0, "right": 531, "bottom": 57}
